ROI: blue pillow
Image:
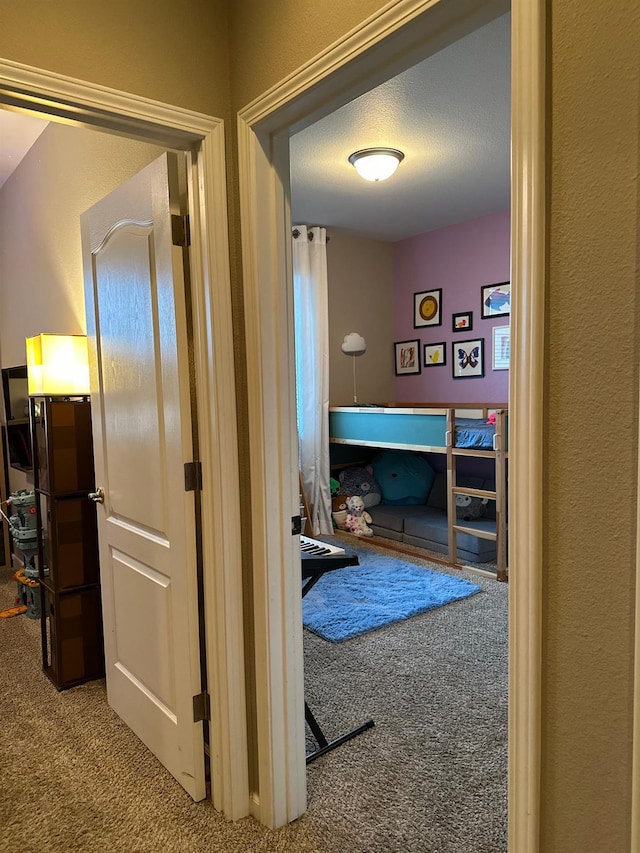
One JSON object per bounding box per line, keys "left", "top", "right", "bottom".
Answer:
{"left": 371, "top": 451, "right": 435, "bottom": 505}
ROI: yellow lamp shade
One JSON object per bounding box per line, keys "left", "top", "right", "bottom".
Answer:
{"left": 26, "top": 334, "right": 90, "bottom": 396}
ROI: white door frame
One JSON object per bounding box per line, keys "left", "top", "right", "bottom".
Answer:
{"left": 238, "top": 0, "right": 545, "bottom": 846}
{"left": 0, "top": 58, "right": 250, "bottom": 821}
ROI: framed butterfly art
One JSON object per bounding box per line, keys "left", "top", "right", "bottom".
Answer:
{"left": 452, "top": 337, "right": 484, "bottom": 379}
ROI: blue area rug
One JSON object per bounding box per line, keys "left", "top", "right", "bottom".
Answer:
{"left": 303, "top": 542, "right": 482, "bottom": 642}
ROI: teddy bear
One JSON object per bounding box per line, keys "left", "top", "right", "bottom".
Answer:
{"left": 338, "top": 465, "right": 382, "bottom": 508}
{"left": 331, "top": 494, "right": 349, "bottom": 530}
{"left": 344, "top": 494, "right": 374, "bottom": 537}
{"left": 455, "top": 492, "right": 489, "bottom": 521}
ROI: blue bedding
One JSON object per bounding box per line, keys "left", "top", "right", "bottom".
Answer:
{"left": 455, "top": 418, "right": 495, "bottom": 449}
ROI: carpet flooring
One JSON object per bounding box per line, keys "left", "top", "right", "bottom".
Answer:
{"left": 0, "top": 537, "right": 507, "bottom": 852}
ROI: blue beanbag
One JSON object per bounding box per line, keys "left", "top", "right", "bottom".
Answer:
{"left": 371, "top": 450, "right": 435, "bottom": 505}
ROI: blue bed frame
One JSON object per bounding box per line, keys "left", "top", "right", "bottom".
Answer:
{"left": 328, "top": 404, "right": 509, "bottom": 581}
{"left": 329, "top": 405, "right": 508, "bottom": 452}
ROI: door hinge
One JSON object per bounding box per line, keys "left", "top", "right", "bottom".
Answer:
{"left": 193, "top": 690, "right": 210, "bottom": 723}
{"left": 184, "top": 461, "right": 202, "bottom": 492}
{"left": 171, "top": 213, "right": 191, "bottom": 247}
{"left": 291, "top": 515, "right": 302, "bottom": 535}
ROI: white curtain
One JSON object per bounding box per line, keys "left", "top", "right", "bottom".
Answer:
{"left": 293, "top": 225, "right": 332, "bottom": 535}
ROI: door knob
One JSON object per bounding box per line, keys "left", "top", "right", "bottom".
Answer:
{"left": 88, "top": 487, "right": 105, "bottom": 504}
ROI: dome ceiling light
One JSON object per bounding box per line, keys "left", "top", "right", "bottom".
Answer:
{"left": 348, "top": 147, "right": 405, "bottom": 182}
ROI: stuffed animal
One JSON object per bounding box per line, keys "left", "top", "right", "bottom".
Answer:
{"left": 344, "top": 495, "right": 374, "bottom": 537}
{"left": 338, "top": 466, "right": 382, "bottom": 508}
{"left": 330, "top": 477, "right": 341, "bottom": 497}
{"left": 331, "top": 494, "right": 349, "bottom": 530}
{"left": 455, "top": 492, "right": 489, "bottom": 521}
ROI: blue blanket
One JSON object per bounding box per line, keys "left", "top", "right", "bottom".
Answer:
{"left": 455, "top": 418, "right": 495, "bottom": 449}
{"left": 303, "top": 543, "right": 481, "bottom": 642}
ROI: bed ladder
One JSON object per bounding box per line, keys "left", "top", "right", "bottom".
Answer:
{"left": 445, "top": 408, "right": 508, "bottom": 582}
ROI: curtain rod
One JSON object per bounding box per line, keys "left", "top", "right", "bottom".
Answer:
{"left": 292, "top": 227, "right": 330, "bottom": 241}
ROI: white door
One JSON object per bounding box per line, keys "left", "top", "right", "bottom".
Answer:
{"left": 80, "top": 152, "right": 206, "bottom": 801}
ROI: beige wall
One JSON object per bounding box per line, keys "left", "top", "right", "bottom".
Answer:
{"left": 327, "top": 231, "right": 395, "bottom": 406}
{"left": 229, "top": 0, "right": 388, "bottom": 110}
{"left": 542, "top": 1, "right": 639, "bottom": 849}
{"left": 0, "top": 0, "right": 230, "bottom": 120}
{"left": 228, "top": 0, "right": 640, "bottom": 850}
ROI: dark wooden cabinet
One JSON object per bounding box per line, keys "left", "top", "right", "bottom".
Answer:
{"left": 31, "top": 396, "right": 105, "bottom": 690}
{"left": 2, "top": 365, "right": 32, "bottom": 474}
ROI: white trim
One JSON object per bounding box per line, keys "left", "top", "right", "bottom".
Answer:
{"left": 508, "top": 2, "right": 545, "bottom": 849}
{"left": 239, "top": 0, "right": 545, "bottom": 840}
{"left": 0, "top": 58, "right": 249, "bottom": 820}
{"left": 237, "top": 118, "right": 307, "bottom": 827}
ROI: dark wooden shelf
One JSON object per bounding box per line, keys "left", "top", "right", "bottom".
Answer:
{"left": 32, "top": 396, "right": 104, "bottom": 690}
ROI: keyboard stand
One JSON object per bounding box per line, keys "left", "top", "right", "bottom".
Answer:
{"left": 305, "top": 701, "right": 375, "bottom": 765}
{"left": 301, "top": 540, "right": 375, "bottom": 764}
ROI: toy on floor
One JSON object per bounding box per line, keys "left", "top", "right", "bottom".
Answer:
{"left": 331, "top": 494, "right": 349, "bottom": 530}
{"left": 0, "top": 604, "right": 28, "bottom": 618}
{"left": 13, "top": 568, "right": 42, "bottom": 619}
{"left": 344, "top": 494, "right": 374, "bottom": 537}
{"left": 338, "top": 466, "right": 381, "bottom": 508}
{"left": 455, "top": 492, "right": 489, "bottom": 521}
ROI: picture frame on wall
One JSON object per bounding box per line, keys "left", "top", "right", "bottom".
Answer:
{"left": 452, "top": 311, "right": 473, "bottom": 332}
{"left": 492, "top": 324, "right": 511, "bottom": 370}
{"left": 481, "top": 281, "right": 511, "bottom": 318}
{"left": 394, "top": 339, "right": 421, "bottom": 375}
{"left": 452, "top": 337, "right": 484, "bottom": 379}
{"left": 424, "top": 342, "right": 446, "bottom": 367}
{"left": 413, "top": 289, "right": 442, "bottom": 328}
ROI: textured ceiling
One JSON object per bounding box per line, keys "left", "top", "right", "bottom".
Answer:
{"left": 289, "top": 13, "right": 511, "bottom": 243}
{"left": 0, "top": 110, "right": 49, "bottom": 190}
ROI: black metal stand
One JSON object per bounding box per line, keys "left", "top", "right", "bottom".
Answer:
{"left": 301, "top": 543, "right": 375, "bottom": 764}
{"left": 305, "top": 701, "right": 374, "bottom": 764}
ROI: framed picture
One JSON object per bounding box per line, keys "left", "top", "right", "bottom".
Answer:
{"left": 452, "top": 311, "right": 473, "bottom": 332}
{"left": 481, "top": 281, "right": 511, "bottom": 318}
{"left": 492, "top": 324, "right": 510, "bottom": 370}
{"left": 413, "top": 289, "right": 442, "bottom": 328}
{"left": 424, "top": 342, "right": 447, "bottom": 367}
{"left": 394, "top": 339, "right": 421, "bottom": 375}
{"left": 452, "top": 337, "right": 484, "bottom": 379}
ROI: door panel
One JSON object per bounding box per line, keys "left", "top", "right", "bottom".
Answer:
{"left": 94, "top": 226, "right": 167, "bottom": 533}
{"left": 81, "top": 152, "right": 206, "bottom": 801}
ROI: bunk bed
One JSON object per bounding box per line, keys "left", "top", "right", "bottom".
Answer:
{"left": 329, "top": 404, "right": 508, "bottom": 581}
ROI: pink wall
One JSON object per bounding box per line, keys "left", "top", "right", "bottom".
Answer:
{"left": 393, "top": 210, "right": 510, "bottom": 404}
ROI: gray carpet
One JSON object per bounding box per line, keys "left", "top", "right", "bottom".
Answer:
{"left": 0, "top": 538, "right": 507, "bottom": 852}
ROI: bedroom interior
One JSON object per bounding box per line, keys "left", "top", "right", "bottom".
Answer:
{"left": 286, "top": 10, "right": 510, "bottom": 847}
{"left": 289, "top": 12, "right": 510, "bottom": 580}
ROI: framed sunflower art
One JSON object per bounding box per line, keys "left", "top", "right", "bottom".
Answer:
{"left": 413, "top": 289, "right": 442, "bottom": 328}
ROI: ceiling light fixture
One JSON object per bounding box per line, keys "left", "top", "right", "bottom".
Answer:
{"left": 348, "top": 148, "right": 405, "bottom": 182}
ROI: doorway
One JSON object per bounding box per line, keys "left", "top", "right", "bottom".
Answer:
{"left": 237, "top": 0, "right": 545, "bottom": 847}
{"left": 288, "top": 14, "right": 510, "bottom": 843}
{"left": 0, "top": 71, "right": 249, "bottom": 820}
